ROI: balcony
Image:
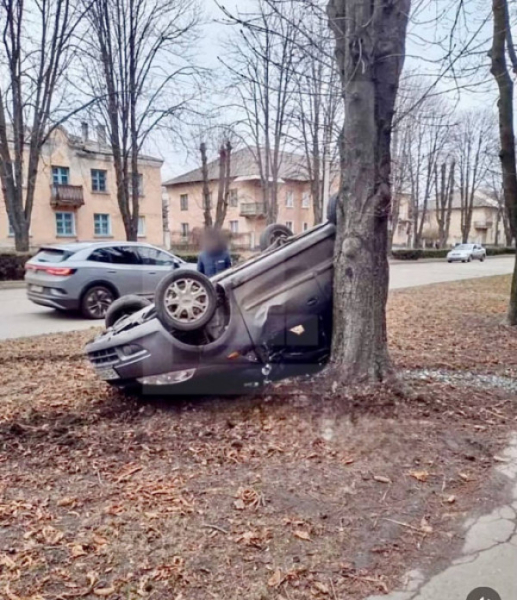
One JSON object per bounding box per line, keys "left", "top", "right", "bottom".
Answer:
{"left": 474, "top": 219, "right": 493, "bottom": 230}
{"left": 50, "top": 184, "right": 85, "bottom": 209}
{"left": 240, "top": 202, "right": 266, "bottom": 217}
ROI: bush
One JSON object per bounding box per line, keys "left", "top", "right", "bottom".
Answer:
{"left": 392, "top": 246, "right": 515, "bottom": 260}
{"left": 0, "top": 252, "right": 31, "bottom": 281}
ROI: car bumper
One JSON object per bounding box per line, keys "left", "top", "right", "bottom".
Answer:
{"left": 447, "top": 256, "right": 470, "bottom": 262}
{"left": 27, "top": 289, "right": 79, "bottom": 310}
{"left": 85, "top": 306, "right": 260, "bottom": 393}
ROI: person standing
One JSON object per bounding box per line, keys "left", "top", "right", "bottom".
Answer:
{"left": 197, "top": 229, "right": 232, "bottom": 277}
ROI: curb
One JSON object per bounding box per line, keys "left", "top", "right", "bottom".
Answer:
{"left": 0, "top": 281, "right": 26, "bottom": 290}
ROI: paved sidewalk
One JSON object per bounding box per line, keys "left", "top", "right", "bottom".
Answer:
{"left": 368, "top": 435, "right": 517, "bottom": 600}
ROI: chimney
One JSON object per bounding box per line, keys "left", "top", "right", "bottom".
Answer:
{"left": 81, "top": 122, "right": 89, "bottom": 142}
{"left": 97, "top": 124, "right": 106, "bottom": 145}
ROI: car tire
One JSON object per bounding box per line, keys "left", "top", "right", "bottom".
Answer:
{"left": 155, "top": 269, "right": 217, "bottom": 332}
{"left": 467, "top": 256, "right": 472, "bottom": 262}
{"left": 480, "top": 255, "right": 485, "bottom": 262}
{"left": 81, "top": 285, "right": 116, "bottom": 319}
{"left": 327, "top": 193, "right": 338, "bottom": 224}
{"left": 447, "top": 260, "right": 452, "bottom": 263}
{"left": 259, "top": 224, "right": 293, "bottom": 251}
{"left": 105, "top": 295, "right": 151, "bottom": 329}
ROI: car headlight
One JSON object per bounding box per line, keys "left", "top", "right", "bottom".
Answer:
{"left": 137, "top": 369, "right": 196, "bottom": 386}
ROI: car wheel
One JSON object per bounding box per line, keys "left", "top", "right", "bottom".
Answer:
{"left": 105, "top": 295, "right": 151, "bottom": 329}
{"left": 155, "top": 269, "right": 217, "bottom": 332}
{"left": 259, "top": 224, "right": 293, "bottom": 251}
{"left": 81, "top": 285, "right": 115, "bottom": 319}
{"left": 447, "top": 260, "right": 452, "bottom": 263}
{"left": 480, "top": 255, "right": 485, "bottom": 262}
{"left": 467, "top": 255, "right": 472, "bottom": 262}
{"left": 327, "top": 193, "right": 338, "bottom": 224}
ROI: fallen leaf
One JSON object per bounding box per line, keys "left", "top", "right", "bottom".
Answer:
{"left": 233, "top": 499, "right": 245, "bottom": 510}
{"left": 446, "top": 495, "right": 456, "bottom": 504}
{"left": 57, "top": 496, "right": 76, "bottom": 507}
{"left": 94, "top": 586, "right": 116, "bottom": 597}
{"left": 373, "top": 475, "right": 391, "bottom": 484}
{"left": 268, "top": 568, "right": 283, "bottom": 588}
{"left": 71, "top": 544, "right": 87, "bottom": 558}
{"left": 312, "top": 581, "right": 330, "bottom": 594}
{"left": 459, "top": 472, "right": 472, "bottom": 482}
{"left": 420, "top": 517, "right": 433, "bottom": 534}
{"left": 343, "top": 458, "right": 355, "bottom": 465}
{"left": 493, "top": 456, "right": 509, "bottom": 463}
{"left": 293, "top": 530, "right": 311, "bottom": 541}
{"left": 409, "top": 470, "right": 429, "bottom": 482}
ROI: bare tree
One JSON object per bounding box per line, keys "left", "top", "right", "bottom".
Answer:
{"left": 327, "top": 0, "right": 410, "bottom": 383}
{"left": 199, "top": 139, "right": 232, "bottom": 230}
{"left": 0, "top": 0, "right": 88, "bottom": 251}
{"left": 490, "top": 0, "right": 517, "bottom": 324}
{"left": 435, "top": 159, "right": 456, "bottom": 248}
{"left": 291, "top": 5, "right": 341, "bottom": 223}
{"left": 221, "top": 0, "right": 302, "bottom": 224}
{"left": 451, "top": 109, "right": 494, "bottom": 244}
{"left": 84, "top": 0, "right": 199, "bottom": 241}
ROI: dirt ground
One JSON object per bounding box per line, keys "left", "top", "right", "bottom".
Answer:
{"left": 0, "top": 275, "right": 516, "bottom": 600}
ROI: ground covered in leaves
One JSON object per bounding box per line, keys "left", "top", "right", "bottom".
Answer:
{"left": 0, "top": 276, "right": 516, "bottom": 600}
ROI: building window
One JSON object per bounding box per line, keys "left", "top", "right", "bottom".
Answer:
{"left": 302, "top": 192, "right": 310, "bottom": 208}
{"left": 180, "top": 194, "right": 189, "bottom": 211}
{"left": 229, "top": 189, "right": 238, "bottom": 207}
{"left": 303, "top": 222, "right": 309, "bottom": 231}
{"left": 91, "top": 169, "right": 107, "bottom": 192}
{"left": 94, "top": 213, "right": 111, "bottom": 236}
{"left": 52, "top": 166, "right": 70, "bottom": 185}
{"left": 55, "top": 212, "right": 75, "bottom": 236}
{"left": 286, "top": 191, "right": 294, "bottom": 208}
{"left": 137, "top": 216, "right": 146, "bottom": 237}
{"left": 286, "top": 221, "right": 294, "bottom": 232}
{"left": 230, "top": 220, "right": 239, "bottom": 234}
{"left": 181, "top": 223, "right": 189, "bottom": 238}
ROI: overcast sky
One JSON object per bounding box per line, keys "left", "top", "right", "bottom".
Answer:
{"left": 155, "top": 0, "right": 497, "bottom": 181}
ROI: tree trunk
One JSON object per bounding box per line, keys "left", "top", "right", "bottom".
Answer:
{"left": 200, "top": 142, "right": 213, "bottom": 229}
{"left": 214, "top": 141, "right": 232, "bottom": 229}
{"left": 328, "top": 0, "right": 410, "bottom": 383}
{"left": 490, "top": 0, "right": 517, "bottom": 324}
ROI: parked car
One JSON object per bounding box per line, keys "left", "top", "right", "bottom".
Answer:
{"left": 446, "top": 243, "right": 486, "bottom": 263}
{"left": 85, "top": 213, "right": 337, "bottom": 395}
{"left": 25, "top": 242, "right": 194, "bottom": 319}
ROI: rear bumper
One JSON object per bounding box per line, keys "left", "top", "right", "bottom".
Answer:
{"left": 27, "top": 290, "right": 79, "bottom": 311}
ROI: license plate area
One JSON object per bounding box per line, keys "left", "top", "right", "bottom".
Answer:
{"left": 95, "top": 367, "right": 120, "bottom": 381}
{"left": 30, "top": 285, "right": 44, "bottom": 293}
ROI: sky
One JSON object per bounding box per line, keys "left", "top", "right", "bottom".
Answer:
{"left": 152, "top": 0, "right": 498, "bottom": 181}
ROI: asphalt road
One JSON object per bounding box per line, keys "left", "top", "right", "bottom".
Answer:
{"left": 0, "top": 256, "right": 514, "bottom": 341}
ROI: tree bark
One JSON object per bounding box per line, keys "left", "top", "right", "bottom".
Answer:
{"left": 214, "top": 141, "right": 232, "bottom": 229}
{"left": 490, "top": 0, "right": 517, "bottom": 324}
{"left": 328, "top": 0, "right": 410, "bottom": 383}
{"left": 200, "top": 142, "right": 213, "bottom": 229}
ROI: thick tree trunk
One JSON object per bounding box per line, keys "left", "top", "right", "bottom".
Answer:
{"left": 328, "top": 0, "right": 410, "bottom": 383}
{"left": 491, "top": 0, "right": 517, "bottom": 324}
{"left": 200, "top": 142, "right": 213, "bottom": 229}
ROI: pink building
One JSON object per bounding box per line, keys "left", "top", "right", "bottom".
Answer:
{"left": 0, "top": 126, "right": 164, "bottom": 250}
{"left": 164, "top": 148, "right": 317, "bottom": 250}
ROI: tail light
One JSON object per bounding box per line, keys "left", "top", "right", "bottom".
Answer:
{"left": 25, "top": 264, "right": 75, "bottom": 276}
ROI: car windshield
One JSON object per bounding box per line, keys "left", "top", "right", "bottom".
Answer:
{"left": 455, "top": 244, "right": 474, "bottom": 251}
{"left": 33, "top": 248, "right": 74, "bottom": 263}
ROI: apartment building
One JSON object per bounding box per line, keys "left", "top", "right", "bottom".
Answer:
{"left": 392, "top": 191, "right": 505, "bottom": 247}
{"left": 0, "top": 125, "right": 164, "bottom": 250}
{"left": 164, "top": 148, "right": 317, "bottom": 250}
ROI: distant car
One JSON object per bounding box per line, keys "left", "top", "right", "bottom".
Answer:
{"left": 25, "top": 242, "right": 194, "bottom": 319}
{"left": 447, "top": 243, "right": 486, "bottom": 263}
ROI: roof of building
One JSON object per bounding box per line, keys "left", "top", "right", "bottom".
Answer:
{"left": 164, "top": 147, "right": 311, "bottom": 186}
{"left": 427, "top": 189, "right": 499, "bottom": 211}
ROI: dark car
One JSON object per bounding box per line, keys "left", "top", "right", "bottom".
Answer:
{"left": 86, "top": 207, "right": 337, "bottom": 394}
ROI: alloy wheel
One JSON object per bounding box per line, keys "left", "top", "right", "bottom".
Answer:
{"left": 164, "top": 278, "right": 209, "bottom": 325}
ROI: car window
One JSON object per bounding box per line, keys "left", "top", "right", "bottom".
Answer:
{"left": 88, "top": 246, "right": 141, "bottom": 265}
{"left": 33, "top": 249, "right": 73, "bottom": 263}
{"left": 138, "top": 246, "right": 176, "bottom": 266}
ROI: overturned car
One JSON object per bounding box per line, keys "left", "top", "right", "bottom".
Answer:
{"left": 86, "top": 206, "right": 337, "bottom": 395}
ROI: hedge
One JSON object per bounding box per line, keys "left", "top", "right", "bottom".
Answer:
{"left": 392, "top": 247, "right": 516, "bottom": 260}
{"left": 0, "top": 252, "right": 32, "bottom": 281}
{"left": 177, "top": 253, "right": 242, "bottom": 264}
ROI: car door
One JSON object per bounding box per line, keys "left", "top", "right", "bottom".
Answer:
{"left": 136, "top": 246, "right": 179, "bottom": 293}
{"left": 88, "top": 246, "right": 145, "bottom": 296}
